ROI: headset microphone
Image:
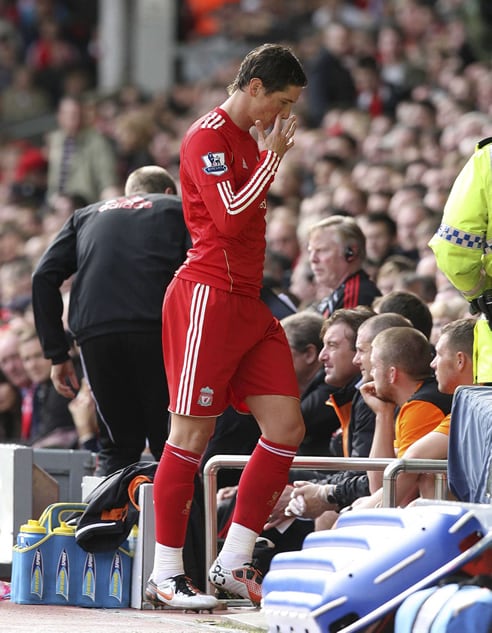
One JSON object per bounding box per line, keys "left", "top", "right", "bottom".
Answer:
{"left": 344, "top": 246, "right": 355, "bottom": 261}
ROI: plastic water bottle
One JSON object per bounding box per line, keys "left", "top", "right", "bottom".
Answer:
{"left": 11, "top": 519, "right": 47, "bottom": 603}
{"left": 17, "top": 519, "right": 46, "bottom": 547}
{"left": 52, "top": 521, "right": 76, "bottom": 604}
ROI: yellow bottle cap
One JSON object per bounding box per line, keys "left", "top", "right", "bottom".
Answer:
{"left": 19, "top": 519, "right": 46, "bottom": 534}
{"left": 53, "top": 521, "right": 76, "bottom": 536}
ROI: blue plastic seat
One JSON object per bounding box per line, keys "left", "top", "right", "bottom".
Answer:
{"left": 262, "top": 505, "right": 492, "bottom": 633}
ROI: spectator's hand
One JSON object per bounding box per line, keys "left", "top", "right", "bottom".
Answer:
{"left": 263, "top": 484, "right": 293, "bottom": 530}
{"left": 217, "top": 486, "right": 238, "bottom": 504}
{"left": 51, "top": 360, "right": 80, "bottom": 398}
{"left": 285, "top": 481, "right": 337, "bottom": 520}
{"left": 360, "top": 380, "right": 396, "bottom": 417}
{"left": 255, "top": 114, "right": 297, "bottom": 159}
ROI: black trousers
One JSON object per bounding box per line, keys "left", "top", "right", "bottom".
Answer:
{"left": 80, "top": 330, "right": 170, "bottom": 475}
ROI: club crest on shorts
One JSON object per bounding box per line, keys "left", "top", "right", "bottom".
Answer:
{"left": 202, "top": 152, "right": 228, "bottom": 175}
{"left": 197, "top": 386, "right": 214, "bottom": 407}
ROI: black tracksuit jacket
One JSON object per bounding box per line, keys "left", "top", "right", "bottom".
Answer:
{"left": 32, "top": 193, "right": 190, "bottom": 362}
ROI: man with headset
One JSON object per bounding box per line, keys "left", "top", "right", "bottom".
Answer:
{"left": 307, "top": 215, "right": 381, "bottom": 318}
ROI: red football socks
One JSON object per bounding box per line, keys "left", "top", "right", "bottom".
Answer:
{"left": 153, "top": 442, "right": 200, "bottom": 546}
{"left": 232, "top": 436, "right": 297, "bottom": 533}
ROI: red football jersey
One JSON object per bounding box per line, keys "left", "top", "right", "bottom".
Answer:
{"left": 177, "top": 107, "right": 280, "bottom": 297}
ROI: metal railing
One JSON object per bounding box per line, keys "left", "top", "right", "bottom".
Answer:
{"left": 382, "top": 458, "right": 448, "bottom": 507}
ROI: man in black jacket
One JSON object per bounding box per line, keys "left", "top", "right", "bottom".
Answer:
{"left": 32, "top": 166, "right": 190, "bottom": 474}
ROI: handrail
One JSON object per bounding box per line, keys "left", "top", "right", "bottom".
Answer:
{"left": 382, "top": 458, "right": 448, "bottom": 508}
{"left": 202, "top": 455, "right": 394, "bottom": 594}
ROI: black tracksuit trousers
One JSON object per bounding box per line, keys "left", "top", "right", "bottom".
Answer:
{"left": 80, "top": 330, "right": 169, "bottom": 475}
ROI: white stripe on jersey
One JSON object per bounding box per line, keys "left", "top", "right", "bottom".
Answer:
{"left": 217, "top": 150, "right": 281, "bottom": 216}
{"left": 231, "top": 150, "right": 279, "bottom": 212}
{"left": 176, "top": 283, "right": 210, "bottom": 415}
{"left": 201, "top": 112, "right": 226, "bottom": 130}
{"left": 217, "top": 179, "right": 234, "bottom": 209}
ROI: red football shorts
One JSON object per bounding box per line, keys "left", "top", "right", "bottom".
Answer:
{"left": 162, "top": 277, "right": 299, "bottom": 417}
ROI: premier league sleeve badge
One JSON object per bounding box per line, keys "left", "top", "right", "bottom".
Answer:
{"left": 202, "top": 152, "right": 228, "bottom": 175}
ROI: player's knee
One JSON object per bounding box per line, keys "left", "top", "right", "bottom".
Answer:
{"left": 291, "top": 418, "right": 306, "bottom": 446}
{"left": 266, "top": 416, "right": 305, "bottom": 447}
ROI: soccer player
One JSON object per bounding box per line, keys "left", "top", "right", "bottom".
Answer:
{"left": 146, "top": 43, "right": 307, "bottom": 610}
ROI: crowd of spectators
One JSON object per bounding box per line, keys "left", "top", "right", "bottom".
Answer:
{"left": 0, "top": 0, "right": 491, "bottom": 449}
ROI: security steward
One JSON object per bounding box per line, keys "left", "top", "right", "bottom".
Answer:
{"left": 429, "top": 137, "right": 492, "bottom": 383}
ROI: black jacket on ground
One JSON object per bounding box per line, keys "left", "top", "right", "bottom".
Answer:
{"left": 73, "top": 461, "right": 206, "bottom": 589}
{"left": 74, "top": 461, "right": 158, "bottom": 552}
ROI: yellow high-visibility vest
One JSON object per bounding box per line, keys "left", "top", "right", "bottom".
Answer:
{"left": 429, "top": 137, "right": 492, "bottom": 301}
{"left": 473, "top": 317, "right": 492, "bottom": 383}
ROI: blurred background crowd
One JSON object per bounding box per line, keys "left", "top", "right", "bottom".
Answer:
{"left": 0, "top": 0, "right": 491, "bottom": 449}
